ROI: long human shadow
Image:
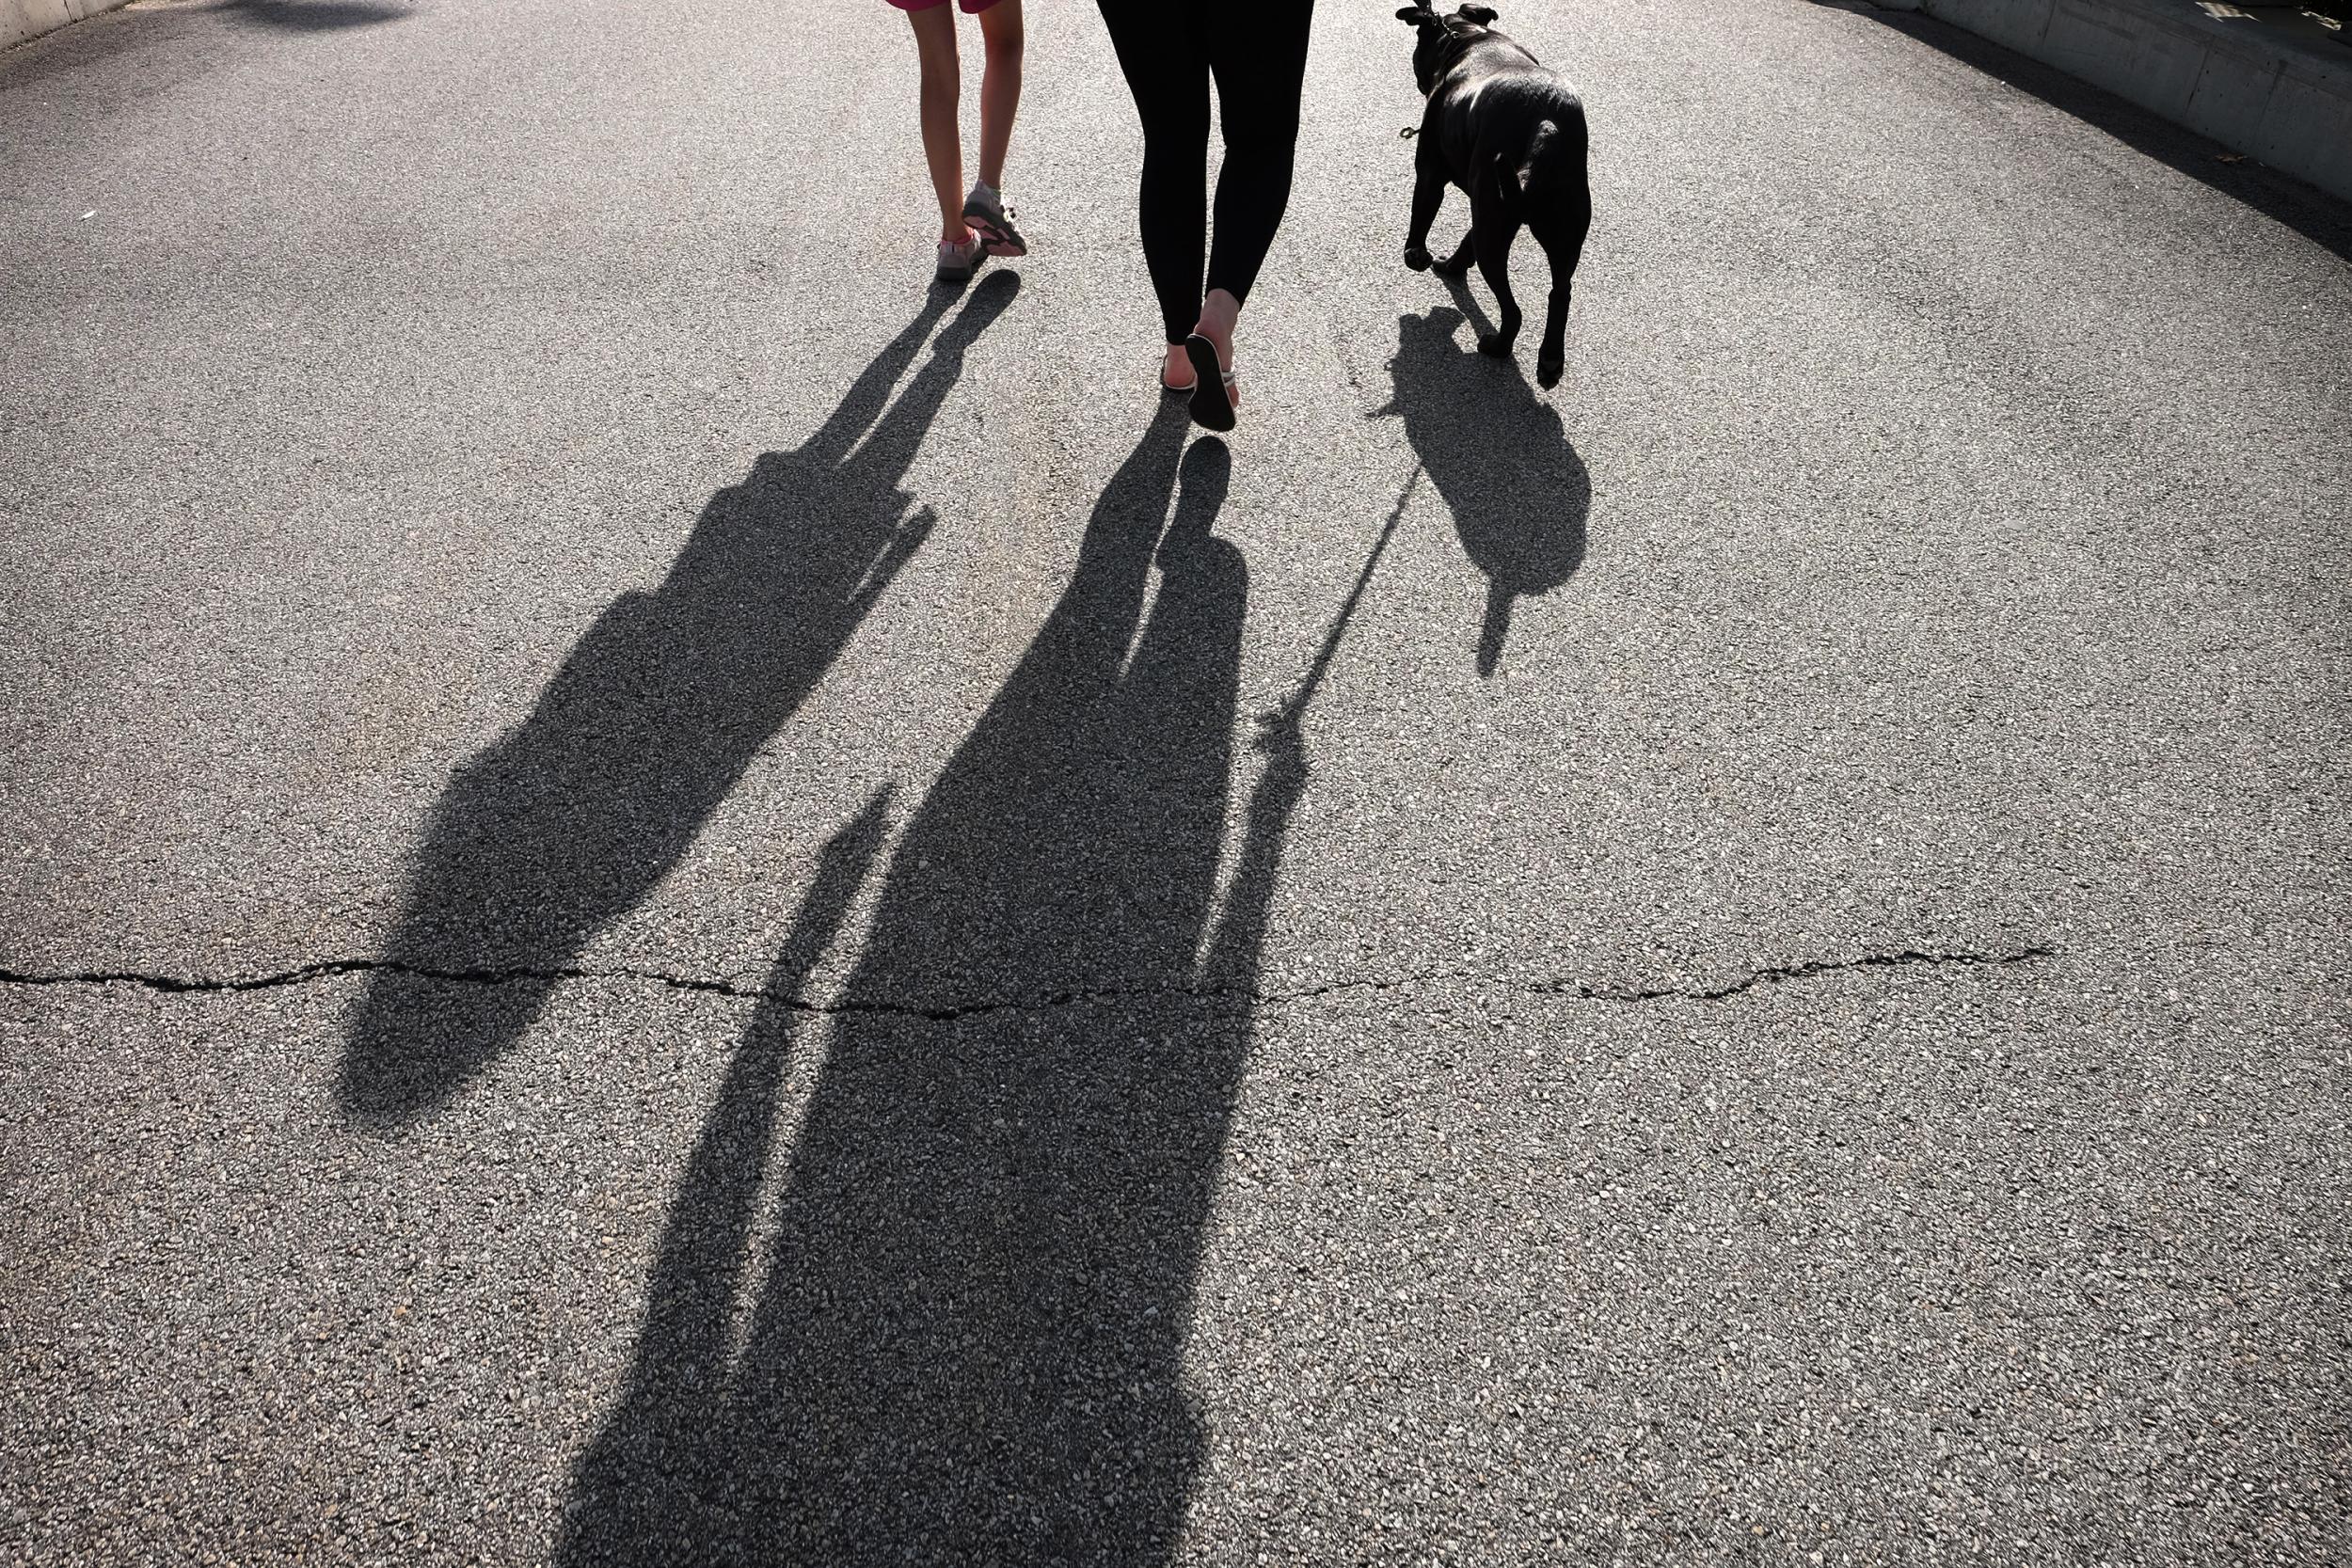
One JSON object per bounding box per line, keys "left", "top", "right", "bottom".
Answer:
{"left": 561, "top": 402, "right": 1327, "bottom": 1564}
{"left": 1377, "top": 301, "right": 1590, "bottom": 676}
{"left": 339, "top": 272, "right": 1019, "bottom": 1128}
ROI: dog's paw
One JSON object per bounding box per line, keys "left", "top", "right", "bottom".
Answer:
{"left": 1430, "top": 254, "right": 1471, "bottom": 280}
{"left": 1536, "top": 350, "right": 1565, "bottom": 388}
{"left": 1404, "top": 245, "right": 1433, "bottom": 272}
{"left": 1476, "top": 332, "right": 1514, "bottom": 359}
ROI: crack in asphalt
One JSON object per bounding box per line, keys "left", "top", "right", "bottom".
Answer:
{"left": 0, "top": 944, "right": 2056, "bottom": 1017}
{"left": 1537, "top": 945, "right": 2059, "bottom": 1003}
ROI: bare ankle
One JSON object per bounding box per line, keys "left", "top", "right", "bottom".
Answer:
{"left": 1195, "top": 290, "right": 1240, "bottom": 341}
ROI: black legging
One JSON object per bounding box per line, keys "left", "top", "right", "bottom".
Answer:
{"left": 1097, "top": 1, "right": 1315, "bottom": 345}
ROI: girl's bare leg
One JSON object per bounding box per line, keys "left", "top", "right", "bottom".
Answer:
{"left": 974, "top": 0, "right": 1023, "bottom": 193}
{"left": 907, "top": 7, "right": 968, "bottom": 243}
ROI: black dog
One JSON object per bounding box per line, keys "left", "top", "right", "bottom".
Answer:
{"left": 1396, "top": 4, "right": 1592, "bottom": 388}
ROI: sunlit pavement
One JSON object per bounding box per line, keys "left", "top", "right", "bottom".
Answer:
{"left": 4, "top": 1, "right": 2348, "bottom": 1561}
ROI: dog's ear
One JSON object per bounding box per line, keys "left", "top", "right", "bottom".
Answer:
{"left": 1396, "top": 5, "right": 1440, "bottom": 26}
{"left": 1455, "top": 4, "right": 1499, "bottom": 23}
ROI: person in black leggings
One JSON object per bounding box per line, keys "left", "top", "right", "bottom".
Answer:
{"left": 1096, "top": 1, "right": 1315, "bottom": 432}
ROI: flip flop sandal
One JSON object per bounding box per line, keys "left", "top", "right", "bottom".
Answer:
{"left": 1184, "top": 333, "right": 1236, "bottom": 432}
{"left": 1161, "top": 356, "right": 1198, "bottom": 395}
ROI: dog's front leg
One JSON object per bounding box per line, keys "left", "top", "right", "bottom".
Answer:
{"left": 1403, "top": 144, "right": 1449, "bottom": 271}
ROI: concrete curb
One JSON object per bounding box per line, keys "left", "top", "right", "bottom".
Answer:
{"left": 4, "top": 0, "right": 134, "bottom": 50}
{"left": 1883, "top": 0, "right": 2352, "bottom": 201}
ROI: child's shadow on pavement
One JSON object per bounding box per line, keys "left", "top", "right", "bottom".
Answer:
{"left": 337, "top": 272, "right": 1021, "bottom": 1130}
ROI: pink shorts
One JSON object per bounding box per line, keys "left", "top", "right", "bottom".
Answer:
{"left": 887, "top": 0, "right": 1004, "bottom": 11}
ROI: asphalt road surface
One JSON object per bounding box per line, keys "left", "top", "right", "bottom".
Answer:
{"left": 4, "top": 0, "right": 2349, "bottom": 1563}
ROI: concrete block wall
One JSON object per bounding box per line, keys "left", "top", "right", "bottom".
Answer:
{"left": 1911, "top": 0, "right": 2352, "bottom": 202}
{"left": 4, "top": 0, "right": 135, "bottom": 50}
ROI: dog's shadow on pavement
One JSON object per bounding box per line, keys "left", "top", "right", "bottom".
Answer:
{"left": 558, "top": 409, "right": 1303, "bottom": 1564}
{"left": 336, "top": 271, "right": 1020, "bottom": 1129}
{"left": 1376, "top": 295, "right": 1589, "bottom": 675}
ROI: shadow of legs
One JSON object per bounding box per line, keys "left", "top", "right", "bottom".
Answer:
{"left": 559, "top": 788, "right": 897, "bottom": 1556}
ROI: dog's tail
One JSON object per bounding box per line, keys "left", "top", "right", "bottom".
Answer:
{"left": 1500, "top": 110, "right": 1587, "bottom": 216}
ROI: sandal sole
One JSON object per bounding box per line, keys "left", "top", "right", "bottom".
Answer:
{"left": 1184, "top": 335, "right": 1234, "bottom": 433}
{"left": 963, "top": 214, "right": 1027, "bottom": 257}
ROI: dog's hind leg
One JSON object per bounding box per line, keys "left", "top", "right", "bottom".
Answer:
{"left": 1470, "top": 176, "right": 1522, "bottom": 359}
{"left": 1529, "top": 187, "right": 1590, "bottom": 388}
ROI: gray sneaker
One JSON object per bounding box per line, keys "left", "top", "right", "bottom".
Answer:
{"left": 961, "top": 184, "right": 1027, "bottom": 258}
{"left": 935, "top": 233, "right": 985, "bottom": 285}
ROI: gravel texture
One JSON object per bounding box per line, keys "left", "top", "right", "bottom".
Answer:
{"left": 3, "top": 0, "right": 2348, "bottom": 1563}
